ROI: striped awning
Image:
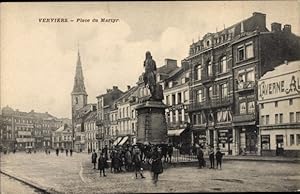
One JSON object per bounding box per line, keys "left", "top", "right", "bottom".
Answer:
{"left": 168, "top": 128, "right": 185, "bottom": 136}
{"left": 118, "top": 136, "right": 129, "bottom": 146}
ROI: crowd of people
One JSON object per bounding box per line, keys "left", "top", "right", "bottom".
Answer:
{"left": 90, "top": 144, "right": 167, "bottom": 185}
{"left": 196, "top": 146, "right": 224, "bottom": 170}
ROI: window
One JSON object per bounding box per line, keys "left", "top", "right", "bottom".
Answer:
{"left": 248, "top": 101, "right": 255, "bottom": 113}
{"left": 206, "top": 40, "right": 210, "bottom": 47}
{"left": 207, "top": 61, "right": 212, "bottom": 76}
{"left": 178, "top": 93, "right": 182, "bottom": 104}
{"left": 208, "top": 86, "right": 213, "bottom": 99}
{"left": 166, "top": 95, "right": 170, "bottom": 105}
{"left": 196, "top": 65, "right": 202, "bottom": 80}
{"left": 168, "top": 81, "right": 173, "bottom": 88}
{"left": 275, "top": 114, "right": 279, "bottom": 124}
{"left": 181, "top": 77, "right": 185, "bottom": 84}
{"left": 247, "top": 70, "right": 255, "bottom": 82}
{"left": 266, "top": 115, "right": 270, "bottom": 125}
{"left": 261, "top": 116, "right": 265, "bottom": 125}
{"left": 261, "top": 135, "right": 270, "bottom": 150}
{"left": 240, "top": 102, "right": 246, "bottom": 114}
{"left": 219, "top": 56, "right": 227, "bottom": 73}
{"left": 290, "top": 112, "right": 295, "bottom": 123}
{"left": 261, "top": 104, "right": 264, "bottom": 109}
{"left": 297, "top": 112, "right": 300, "bottom": 122}
{"left": 297, "top": 134, "right": 300, "bottom": 145}
{"left": 290, "top": 134, "right": 295, "bottom": 145}
{"left": 238, "top": 47, "right": 245, "bottom": 61}
{"left": 197, "top": 90, "right": 202, "bottom": 103}
{"left": 245, "top": 43, "right": 254, "bottom": 58}
{"left": 172, "top": 94, "right": 176, "bottom": 105}
{"left": 289, "top": 99, "right": 293, "bottom": 106}
{"left": 221, "top": 83, "right": 228, "bottom": 99}
{"left": 279, "top": 113, "right": 283, "bottom": 123}
{"left": 275, "top": 101, "right": 278, "bottom": 107}
{"left": 184, "top": 90, "right": 188, "bottom": 102}
{"left": 75, "top": 97, "right": 78, "bottom": 104}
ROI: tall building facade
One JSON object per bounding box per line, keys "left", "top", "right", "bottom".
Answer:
{"left": 186, "top": 12, "right": 300, "bottom": 155}
{"left": 1, "top": 106, "right": 63, "bottom": 151}
{"left": 258, "top": 60, "right": 300, "bottom": 157}
{"left": 163, "top": 61, "right": 192, "bottom": 150}
{"left": 96, "top": 86, "right": 124, "bottom": 149}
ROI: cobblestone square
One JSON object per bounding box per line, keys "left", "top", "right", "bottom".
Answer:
{"left": 1, "top": 152, "right": 299, "bottom": 193}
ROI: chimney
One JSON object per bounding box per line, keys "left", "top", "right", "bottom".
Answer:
{"left": 284, "top": 60, "right": 288, "bottom": 65}
{"left": 31, "top": 109, "right": 34, "bottom": 112}
{"left": 127, "top": 85, "right": 131, "bottom": 90}
{"left": 112, "top": 86, "right": 118, "bottom": 90}
{"left": 165, "top": 59, "right": 177, "bottom": 68}
{"left": 271, "top": 22, "right": 282, "bottom": 32}
{"left": 106, "top": 89, "right": 112, "bottom": 93}
{"left": 283, "top": 24, "right": 291, "bottom": 33}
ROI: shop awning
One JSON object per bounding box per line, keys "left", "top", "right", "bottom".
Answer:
{"left": 118, "top": 136, "right": 129, "bottom": 146}
{"left": 113, "top": 137, "right": 123, "bottom": 146}
{"left": 168, "top": 128, "right": 185, "bottom": 136}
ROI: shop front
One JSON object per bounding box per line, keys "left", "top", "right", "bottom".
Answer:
{"left": 216, "top": 128, "right": 233, "bottom": 155}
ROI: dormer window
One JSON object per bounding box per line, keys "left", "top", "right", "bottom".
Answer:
{"left": 206, "top": 40, "right": 210, "bottom": 47}
{"left": 168, "top": 81, "right": 173, "bottom": 88}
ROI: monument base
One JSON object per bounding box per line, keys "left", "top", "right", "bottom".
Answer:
{"left": 136, "top": 100, "right": 168, "bottom": 145}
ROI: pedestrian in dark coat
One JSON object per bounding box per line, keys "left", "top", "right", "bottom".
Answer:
{"left": 56, "top": 148, "right": 59, "bottom": 156}
{"left": 209, "top": 147, "right": 215, "bottom": 169}
{"left": 66, "top": 149, "right": 69, "bottom": 156}
{"left": 215, "top": 148, "right": 224, "bottom": 170}
{"left": 70, "top": 149, "right": 73, "bottom": 156}
{"left": 91, "top": 149, "right": 97, "bottom": 169}
{"left": 151, "top": 147, "right": 163, "bottom": 185}
{"left": 132, "top": 148, "right": 145, "bottom": 179}
{"left": 197, "top": 148, "right": 205, "bottom": 168}
{"left": 167, "top": 144, "right": 173, "bottom": 163}
{"left": 98, "top": 153, "right": 107, "bottom": 177}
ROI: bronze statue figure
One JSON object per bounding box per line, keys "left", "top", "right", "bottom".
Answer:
{"left": 143, "top": 51, "right": 157, "bottom": 99}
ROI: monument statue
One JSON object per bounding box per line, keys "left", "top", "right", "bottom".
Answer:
{"left": 136, "top": 51, "right": 167, "bottom": 145}
{"left": 143, "top": 51, "right": 163, "bottom": 101}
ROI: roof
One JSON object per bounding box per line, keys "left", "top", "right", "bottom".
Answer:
{"left": 55, "top": 125, "right": 72, "bottom": 133}
{"left": 75, "top": 104, "right": 96, "bottom": 119}
{"left": 115, "top": 86, "right": 138, "bottom": 104}
{"left": 260, "top": 60, "right": 300, "bottom": 80}
{"left": 85, "top": 111, "right": 97, "bottom": 122}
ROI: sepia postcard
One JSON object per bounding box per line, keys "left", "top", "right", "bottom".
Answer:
{"left": 0, "top": 1, "right": 299, "bottom": 193}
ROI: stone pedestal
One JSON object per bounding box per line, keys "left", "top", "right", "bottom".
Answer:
{"left": 136, "top": 100, "right": 168, "bottom": 145}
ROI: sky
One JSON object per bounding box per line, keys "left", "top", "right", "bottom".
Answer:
{"left": 1, "top": 1, "right": 299, "bottom": 118}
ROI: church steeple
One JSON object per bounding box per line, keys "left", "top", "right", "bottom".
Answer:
{"left": 72, "top": 49, "right": 87, "bottom": 95}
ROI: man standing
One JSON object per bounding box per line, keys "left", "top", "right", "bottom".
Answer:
{"left": 167, "top": 144, "right": 173, "bottom": 163}
{"left": 215, "top": 148, "right": 224, "bottom": 170}
{"left": 98, "top": 153, "right": 107, "bottom": 177}
{"left": 91, "top": 149, "right": 97, "bottom": 169}
{"left": 209, "top": 147, "right": 215, "bottom": 169}
{"left": 151, "top": 146, "right": 163, "bottom": 185}
{"left": 197, "top": 147, "right": 205, "bottom": 169}
{"left": 70, "top": 148, "right": 73, "bottom": 156}
{"left": 132, "top": 148, "right": 145, "bottom": 179}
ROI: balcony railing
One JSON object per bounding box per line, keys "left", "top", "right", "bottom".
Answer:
{"left": 188, "top": 96, "right": 233, "bottom": 112}
{"left": 237, "top": 81, "right": 255, "bottom": 92}
{"left": 201, "top": 74, "right": 215, "bottom": 83}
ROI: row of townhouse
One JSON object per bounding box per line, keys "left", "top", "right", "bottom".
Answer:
{"left": 0, "top": 106, "right": 67, "bottom": 151}
{"left": 70, "top": 12, "right": 300, "bottom": 156}
{"left": 185, "top": 12, "right": 300, "bottom": 156}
